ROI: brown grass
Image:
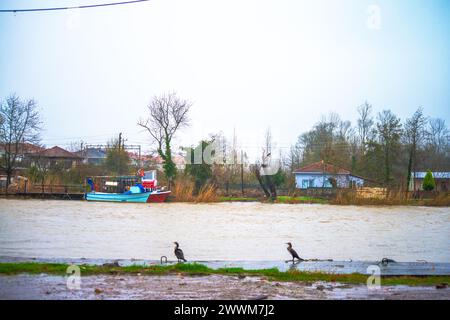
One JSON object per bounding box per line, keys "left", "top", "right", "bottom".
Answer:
{"left": 196, "top": 184, "right": 219, "bottom": 202}
{"left": 422, "top": 192, "right": 450, "bottom": 206}
{"left": 172, "top": 179, "right": 195, "bottom": 202}
{"left": 331, "top": 189, "right": 450, "bottom": 206}
{"left": 171, "top": 178, "right": 219, "bottom": 203}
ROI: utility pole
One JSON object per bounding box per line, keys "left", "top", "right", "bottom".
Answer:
{"left": 241, "top": 150, "right": 244, "bottom": 195}
{"left": 80, "top": 141, "right": 84, "bottom": 163}
{"left": 138, "top": 145, "right": 141, "bottom": 168}
{"left": 118, "top": 132, "right": 122, "bottom": 175}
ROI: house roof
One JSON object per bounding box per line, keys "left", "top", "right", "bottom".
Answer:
{"left": 294, "top": 161, "right": 351, "bottom": 175}
{"left": 0, "top": 142, "right": 44, "bottom": 154}
{"left": 412, "top": 172, "right": 450, "bottom": 179}
{"left": 75, "top": 148, "right": 107, "bottom": 159}
{"left": 36, "top": 146, "right": 81, "bottom": 159}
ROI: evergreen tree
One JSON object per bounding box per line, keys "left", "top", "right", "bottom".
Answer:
{"left": 185, "top": 140, "right": 213, "bottom": 194}
{"left": 422, "top": 170, "right": 435, "bottom": 191}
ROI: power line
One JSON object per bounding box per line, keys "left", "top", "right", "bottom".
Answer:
{"left": 0, "top": 0, "right": 150, "bottom": 13}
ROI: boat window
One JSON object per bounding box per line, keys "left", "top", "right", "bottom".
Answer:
{"left": 144, "top": 171, "right": 154, "bottom": 180}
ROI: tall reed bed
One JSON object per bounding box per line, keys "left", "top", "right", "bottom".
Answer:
{"left": 171, "top": 178, "right": 219, "bottom": 202}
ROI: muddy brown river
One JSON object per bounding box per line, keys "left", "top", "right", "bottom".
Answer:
{"left": 0, "top": 199, "right": 449, "bottom": 262}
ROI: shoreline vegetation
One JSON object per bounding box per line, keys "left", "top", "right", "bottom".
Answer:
{"left": 2, "top": 178, "right": 449, "bottom": 206}
{"left": 0, "top": 262, "right": 449, "bottom": 287}
{"left": 1, "top": 193, "right": 449, "bottom": 206}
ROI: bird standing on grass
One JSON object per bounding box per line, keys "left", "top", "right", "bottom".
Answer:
{"left": 286, "top": 242, "right": 304, "bottom": 263}
{"left": 174, "top": 242, "right": 187, "bottom": 262}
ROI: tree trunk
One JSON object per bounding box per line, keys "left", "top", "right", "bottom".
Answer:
{"left": 254, "top": 166, "right": 270, "bottom": 198}
{"left": 5, "top": 170, "right": 12, "bottom": 195}
{"left": 265, "top": 175, "right": 277, "bottom": 200}
{"left": 406, "top": 145, "right": 414, "bottom": 199}
{"left": 384, "top": 146, "right": 390, "bottom": 188}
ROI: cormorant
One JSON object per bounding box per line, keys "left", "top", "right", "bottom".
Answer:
{"left": 286, "top": 242, "right": 303, "bottom": 263}
{"left": 174, "top": 242, "right": 187, "bottom": 262}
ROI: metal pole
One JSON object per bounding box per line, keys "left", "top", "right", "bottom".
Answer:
{"left": 241, "top": 150, "right": 244, "bottom": 195}
{"left": 139, "top": 145, "right": 141, "bottom": 168}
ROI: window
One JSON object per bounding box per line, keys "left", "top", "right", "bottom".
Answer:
{"left": 302, "top": 180, "right": 309, "bottom": 189}
{"left": 301, "top": 179, "right": 314, "bottom": 188}
{"left": 144, "top": 171, "right": 155, "bottom": 180}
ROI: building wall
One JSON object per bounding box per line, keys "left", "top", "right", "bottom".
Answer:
{"left": 30, "top": 157, "right": 80, "bottom": 169}
{"left": 411, "top": 179, "right": 449, "bottom": 192}
{"left": 295, "top": 173, "right": 364, "bottom": 189}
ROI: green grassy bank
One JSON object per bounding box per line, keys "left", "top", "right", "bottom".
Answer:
{"left": 0, "top": 262, "right": 448, "bottom": 287}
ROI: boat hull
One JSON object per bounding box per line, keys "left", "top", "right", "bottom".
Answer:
{"left": 85, "top": 192, "right": 151, "bottom": 203}
{"left": 147, "top": 191, "right": 171, "bottom": 203}
{"left": 85, "top": 190, "right": 171, "bottom": 203}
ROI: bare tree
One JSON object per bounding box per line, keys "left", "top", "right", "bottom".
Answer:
{"left": 67, "top": 140, "right": 84, "bottom": 153}
{"left": 284, "top": 145, "right": 301, "bottom": 190}
{"left": 138, "top": 92, "right": 191, "bottom": 187}
{"left": 427, "top": 118, "right": 449, "bottom": 154}
{"left": 0, "top": 94, "right": 41, "bottom": 194}
{"left": 357, "top": 101, "right": 374, "bottom": 154}
{"left": 252, "top": 127, "right": 278, "bottom": 199}
{"left": 211, "top": 130, "right": 241, "bottom": 195}
{"left": 404, "top": 107, "right": 427, "bottom": 194}
{"left": 251, "top": 162, "right": 271, "bottom": 198}
{"left": 263, "top": 127, "right": 273, "bottom": 157}
{"left": 422, "top": 118, "right": 450, "bottom": 171}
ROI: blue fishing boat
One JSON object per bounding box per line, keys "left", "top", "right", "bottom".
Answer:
{"left": 84, "top": 171, "right": 171, "bottom": 203}
{"left": 85, "top": 191, "right": 152, "bottom": 203}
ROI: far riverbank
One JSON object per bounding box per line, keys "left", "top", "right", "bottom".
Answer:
{"left": 1, "top": 193, "right": 449, "bottom": 206}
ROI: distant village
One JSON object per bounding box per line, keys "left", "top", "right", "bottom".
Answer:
{"left": 1, "top": 141, "right": 449, "bottom": 200}
{"left": 1, "top": 93, "right": 449, "bottom": 204}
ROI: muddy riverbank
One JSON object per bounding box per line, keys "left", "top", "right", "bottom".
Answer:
{"left": 1, "top": 273, "right": 449, "bottom": 300}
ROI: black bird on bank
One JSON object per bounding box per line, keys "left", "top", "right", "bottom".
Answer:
{"left": 174, "top": 242, "right": 187, "bottom": 262}
{"left": 286, "top": 242, "right": 304, "bottom": 263}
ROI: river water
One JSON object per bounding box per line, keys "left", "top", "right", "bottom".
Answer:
{"left": 0, "top": 199, "right": 449, "bottom": 262}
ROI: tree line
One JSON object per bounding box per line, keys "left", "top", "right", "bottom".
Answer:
{"left": 284, "top": 103, "right": 449, "bottom": 191}
{"left": 2, "top": 92, "right": 449, "bottom": 196}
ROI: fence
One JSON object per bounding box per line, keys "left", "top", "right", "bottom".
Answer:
{"left": 356, "top": 187, "right": 387, "bottom": 199}
{"left": 216, "top": 183, "right": 291, "bottom": 197}
{"left": 26, "top": 183, "right": 85, "bottom": 194}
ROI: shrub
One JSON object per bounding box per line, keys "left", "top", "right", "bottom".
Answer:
{"left": 422, "top": 170, "right": 435, "bottom": 191}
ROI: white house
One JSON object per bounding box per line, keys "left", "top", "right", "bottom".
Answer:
{"left": 294, "top": 161, "right": 364, "bottom": 189}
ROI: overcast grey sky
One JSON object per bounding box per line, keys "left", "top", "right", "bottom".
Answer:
{"left": 1, "top": 0, "right": 449, "bottom": 158}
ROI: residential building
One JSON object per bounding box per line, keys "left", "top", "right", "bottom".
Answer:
{"left": 294, "top": 161, "right": 364, "bottom": 189}
{"left": 409, "top": 172, "right": 450, "bottom": 192}
{"left": 28, "top": 146, "right": 81, "bottom": 169}
{"left": 75, "top": 148, "right": 107, "bottom": 165}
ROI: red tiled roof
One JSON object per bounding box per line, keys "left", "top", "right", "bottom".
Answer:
{"left": 294, "top": 161, "right": 350, "bottom": 174}
{"left": 127, "top": 153, "right": 186, "bottom": 165}
{"left": 36, "top": 146, "right": 81, "bottom": 159}
{"left": 0, "top": 143, "right": 44, "bottom": 154}
{"left": 127, "top": 152, "right": 162, "bottom": 162}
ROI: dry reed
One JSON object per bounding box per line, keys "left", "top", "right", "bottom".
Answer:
{"left": 171, "top": 178, "right": 219, "bottom": 203}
